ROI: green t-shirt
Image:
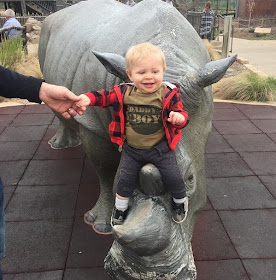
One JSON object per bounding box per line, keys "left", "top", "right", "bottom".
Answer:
{"left": 124, "top": 84, "right": 166, "bottom": 149}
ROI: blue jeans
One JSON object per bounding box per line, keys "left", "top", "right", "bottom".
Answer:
{"left": 0, "top": 177, "right": 5, "bottom": 280}
{"left": 200, "top": 33, "right": 212, "bottom": 41}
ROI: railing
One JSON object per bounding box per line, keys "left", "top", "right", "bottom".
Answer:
{"left": 29, "top": 1, "right": 57, "bottom": 13}
{"left": 0, "top": 16, "right": 47, "bottom": 27}
{"left": 186, "top": 12, "right": 202, "bottom": 34}
{"left": 186, "top": 12, "right": 223, "bottom": 40}
{"left": 186, "top": 12, "right": 236, "bottom": 54}
{"left": 0, "top": 26, "right": 27, "bottom": 46}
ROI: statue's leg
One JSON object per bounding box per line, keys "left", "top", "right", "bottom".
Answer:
{"left": 48, "top": 117, "right": 81, "bottom": 149}
{"left": 80, "top": 125, "right": 121, "bottom": 235}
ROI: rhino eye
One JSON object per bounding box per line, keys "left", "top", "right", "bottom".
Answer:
{"left": 185, "top": 173, "right": 195, "bottom": 198}
{"left": 187, "top": 175, "right": 194, "bottom": 182}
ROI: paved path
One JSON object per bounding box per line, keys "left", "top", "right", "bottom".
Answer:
{"left": 0, "top": 102, "right": 276, "bottom": 279}
{"left": 218, "top": 37, "right": 276, "bottom": 77}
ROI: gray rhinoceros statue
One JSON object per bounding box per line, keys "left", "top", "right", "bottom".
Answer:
{"left": 39, "top": 0, "right": 236, "bottom": 279}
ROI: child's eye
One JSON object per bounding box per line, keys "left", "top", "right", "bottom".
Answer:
{"left": 153, "top": 70, "right": 159, "bottom": 74}
{"left": 138, "top": 71, "right": 145, "bottom": 74}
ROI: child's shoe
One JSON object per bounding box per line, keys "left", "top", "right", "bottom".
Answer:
{"left": 172, "top": 197, "right": 188, "bottom": 224}
{"left": 111, "top": 207, "right": 129, "bottom": 226}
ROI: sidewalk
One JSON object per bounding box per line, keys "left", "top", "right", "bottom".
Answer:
{"left": 231, "top": 38, "right": 276, "bottom": 77}
{"left": 217, "top": 36, "right": 276, "bottom": 77}
{"left": 0, "top": 102, "right": 276, "bottom": 279}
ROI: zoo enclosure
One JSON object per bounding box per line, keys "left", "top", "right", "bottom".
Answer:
{"left": 233, "top": 17, "right": 276, "bottom": 28}
{"left": 0, "top": 0, "right": 80, "bottom": 15}
{"left": 187, "top": 12, "right": 276, "bottom": 37}
{"left": 0, "top": 15, "right": 46, "bottom": 26}
{"left": 1, "top": 1, "right": 276, "bottom": 45}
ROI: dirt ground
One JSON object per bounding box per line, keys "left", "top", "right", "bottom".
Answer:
{"left": 233, "top": 27, "right": 276, "bottom": 40}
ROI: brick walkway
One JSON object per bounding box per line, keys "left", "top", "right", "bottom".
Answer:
{"left": 0, "top": 102, "right": 276, "bottom": 279}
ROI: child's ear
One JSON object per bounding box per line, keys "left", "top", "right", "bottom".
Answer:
{"left": 126, "top": 69, "right": 132, "bottom": 81}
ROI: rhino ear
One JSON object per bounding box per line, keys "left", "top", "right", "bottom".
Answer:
{"left": 180, "top": 54, "right": 237, "bottom": 115}
{"left": 92, "top": 51, "right": 128, "bottom": 81}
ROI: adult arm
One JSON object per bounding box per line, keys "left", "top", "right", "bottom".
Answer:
{"left": 0, "top": 65, "right": 43, "bottom": 103}
{"left": 0, "top": 65, "right": 84, "bottom": 119}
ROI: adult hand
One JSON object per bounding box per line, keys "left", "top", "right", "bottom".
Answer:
{"left": 39, "top": 82, "right": 86, "bottom": 119}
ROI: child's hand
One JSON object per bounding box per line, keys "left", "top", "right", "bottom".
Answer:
{"left": 74, "top": 94, "right": 91, "bottom": 115}
{"left": 167, "top": 111, "right": 185, "bottom": 125}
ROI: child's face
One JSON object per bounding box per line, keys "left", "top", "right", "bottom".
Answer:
{"left": 126, "top": 55, "right": 165, "bottom": 94}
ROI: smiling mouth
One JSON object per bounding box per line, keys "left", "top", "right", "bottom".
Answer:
{"left": 143, "top": 83, "right": 154, "bottom": 87}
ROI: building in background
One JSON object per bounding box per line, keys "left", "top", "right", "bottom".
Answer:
{"left": 236, "top": 0, "right": 276, "bottom": 18}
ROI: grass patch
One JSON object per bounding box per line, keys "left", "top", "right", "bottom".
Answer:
{"left": 0, "top": 37, "right": 25, "bottom": 69}
{"left": 213, "top": 72, "right": 276, "bottom": 102}
{"left": 253, "top": 34, "right": 276, "bottom": 40}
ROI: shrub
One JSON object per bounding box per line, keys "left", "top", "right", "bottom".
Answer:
{"left": 213, "top": 72, "right": 276, "bottom": 102}
{"left": 0, "top": 37, "right": 25, "bottom": 69}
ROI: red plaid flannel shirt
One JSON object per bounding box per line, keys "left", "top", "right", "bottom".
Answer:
{"left": 84, "top": 83, "right": 189, "bottom": 150}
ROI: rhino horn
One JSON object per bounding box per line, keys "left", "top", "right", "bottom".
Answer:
{"left": 180, "top": 54, "right": 237, "bottom": 114}
{"left": 92, "top": 51, "right": 129, "bottom": 82}
{"left": 196, "top": 54, "right": 237, "bottom": 87}
{"left": 112, "top": 199, "right": 171, "bottom": 255}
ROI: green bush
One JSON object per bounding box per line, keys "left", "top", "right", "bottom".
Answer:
{"left": 214, "top": 72, "right": 276, "bottom": 102}
{"left": 0, "top": 37, "right": 24, "bottom": 69}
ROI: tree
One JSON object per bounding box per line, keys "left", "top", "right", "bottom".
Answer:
{"left": 247, "top": 0, "right": 255, "bottom": 28}
{"left": 215, "top": 0, "right": 219, "bottom": 15}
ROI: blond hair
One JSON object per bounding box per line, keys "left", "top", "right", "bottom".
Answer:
{"left": 125, "top": 42, "right": 166, "bottom": 71}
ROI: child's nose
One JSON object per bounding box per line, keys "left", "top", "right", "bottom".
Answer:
{"left": 145, "top": 72, "right": 153, "bottom": 79}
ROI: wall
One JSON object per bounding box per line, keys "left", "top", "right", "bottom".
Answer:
{"left": 238, "top": 0, "right": 276, "bottom": 18}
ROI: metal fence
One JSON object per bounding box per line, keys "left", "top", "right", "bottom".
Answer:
{"left": 186, "top": 12, "right": 276, "bottom": 36}
{"left": 186, "top": 12, "right": 224, "bottom": 38}
{"left": 189, "top": 0, "right": 236, "bottom": 16}
{"left": 0, "top": 16, "right": 47, "bottom": 27}
{"left": 186, "top": 12, "right": 202, "bottom": 34}
{"left": 0, "top": 25, "right": 27, "bottom": 46}
{"left": 1, "top": 13, "right": 275, "bottom": 42}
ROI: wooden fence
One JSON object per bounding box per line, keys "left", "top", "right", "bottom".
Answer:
{"left": 233, "top": 17, "right": 276, "bottom": 28}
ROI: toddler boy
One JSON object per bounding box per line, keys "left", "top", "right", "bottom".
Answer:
{"left": 76, "top": 42, "right": 189, "bottom": 225}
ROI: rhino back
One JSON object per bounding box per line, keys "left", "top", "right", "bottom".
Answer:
{"left": 39, "top": 0, "right": 209, "bottom": 87}
{"left": 39, "top": 0, "right": 210, "bottom": 131}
